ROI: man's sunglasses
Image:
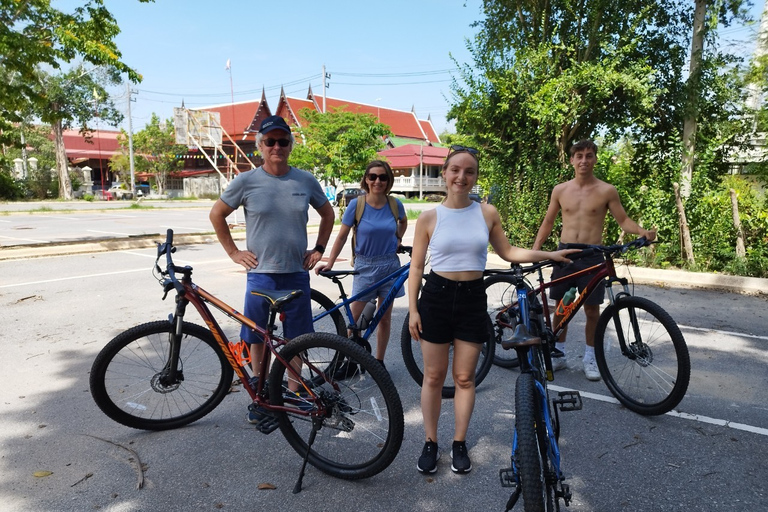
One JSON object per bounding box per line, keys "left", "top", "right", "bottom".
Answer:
{"left": 450, "top": 145, "right": 479, "bottom": 155}
{"left": 366, "top": 173, "right": 389, "bottom": 182}
{"left": 263, "top": 138, "right": 291, "bottom": 147}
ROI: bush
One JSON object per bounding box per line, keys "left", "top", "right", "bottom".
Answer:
{"left": 0, "top": 170, "right": 24, "bottom": 200}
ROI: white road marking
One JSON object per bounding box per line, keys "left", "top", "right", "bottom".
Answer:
{"left": 550, "top": 384, "right": 768, "bottom": 437}
{"left": 0, "top": 234, "right": 49, "bottom": 243}
{"left": 678, "top": 323, "right": 768, "bottom": 341}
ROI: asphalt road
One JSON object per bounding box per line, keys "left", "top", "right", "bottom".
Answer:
{"left": 1, "top": 223, "right": 767, "bottom": 511}
{"left": 0, "top": 200, "right": 436, "bottom": 249}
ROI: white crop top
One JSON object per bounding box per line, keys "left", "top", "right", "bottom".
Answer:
{"left": 429, "top": 202, "right": 489, "bottom": 272}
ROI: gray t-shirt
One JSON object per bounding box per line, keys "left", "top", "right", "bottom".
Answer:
{"left": 220, "top": 166, "right": 328, "bottom": 273}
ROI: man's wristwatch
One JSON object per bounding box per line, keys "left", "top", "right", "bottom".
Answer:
{"left": 313, "top": 244, "right": 325, "bottom": 254}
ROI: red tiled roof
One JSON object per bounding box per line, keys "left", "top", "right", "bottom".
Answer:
{"left": 378, "top": 144, "right": 448, "bottom": 168}
{"left": 274, "top": 88, "right": 318, "bottom": 130}
{"left": 62, "top": 129, "right": 122, "bottom": 161}
{"left": 275, "top": 87, "right": 440, "bottom": 144}
{"left": 419, "top": 119, "right": 439, "bottom": 142}
{"left": 195, "top": 94, "right": 271, "bottom": 140}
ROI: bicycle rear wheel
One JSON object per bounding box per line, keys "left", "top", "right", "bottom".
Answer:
{"left": 90, "top": 321, "right": 233, "bottom": 430}
{"left": 399, "top": 312, "right": 495, "bottom": 399}
{"left": 515, "top": 372, "right": 555, "bottom": 512}
{"left": 595, "top": 296, "right": 690, "bottom": 416}
{"left": 485, "top": 275, "right": 521, "bottom": 368}
{"left": 269, "top": 332, "right": 404, "bottom": 480}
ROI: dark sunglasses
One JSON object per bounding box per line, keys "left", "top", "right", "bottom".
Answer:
{"left": 263, "top": 138, "right": 291, "bottom": 147}
{"left": 366, "top": 173, "right": 389, "bottom": 182}
{"left": 450, "top": 145, "right": 479, "bottom": 155}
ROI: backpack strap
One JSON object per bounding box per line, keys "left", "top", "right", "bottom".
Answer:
{"left": 350, "top": 196, "right": 401, "bottom": 265}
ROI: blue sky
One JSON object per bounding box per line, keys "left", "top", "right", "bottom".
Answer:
{"left": 52, "top": 0, "right": 764, "bottom": 135}
{"left": 54, "top": 0, "right": 486, "bottom": 134}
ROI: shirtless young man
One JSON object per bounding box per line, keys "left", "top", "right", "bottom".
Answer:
{"left": 532, "top": 139, "right": 656, "bottom": 380}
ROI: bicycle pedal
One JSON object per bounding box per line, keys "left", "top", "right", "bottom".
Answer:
{"left": 499, "top": 467, "right": 518, "bottom": 488}
{"left": 254, "top": 416, "right": 280, "bottom": 434}
{"left": 553, "top": 390, "right": 582, "bottom": 411}
{"left": 557, "top": 483, "right": 572, "bottom": 506}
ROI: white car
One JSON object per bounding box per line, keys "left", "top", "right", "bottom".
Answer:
{"left": 108, "top": 185, "right": 134, "bottom": 200}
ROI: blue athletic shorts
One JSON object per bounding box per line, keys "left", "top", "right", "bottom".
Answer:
{"left": 351, "top": 253, "right": 405, "bottom": 302}
{"left": 241, "top": 272, "right": 313, "bottom": 344}
{"left": 550, "top": 243, "right": 606, "bottom": 306}
{"left": 417, "top": 272, "right": 487, "bottom": 344}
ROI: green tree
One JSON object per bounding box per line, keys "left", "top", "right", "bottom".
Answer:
{"left": 129, "top": 114, "right": 186, "bottom": 195}
{"left": 449, "top": 0, "right": 755, "bottom": 264}
{"left": 1, "top": 0, "right": 151, "bottom": 142}
{"left": 0, "top": 122, "right": 56, "bottom": 199}
{"left": 36, "top": 65, "right": 125, "bottom": 199}
{"left": 289, "top": 107, "right": 391, "bottom": 187}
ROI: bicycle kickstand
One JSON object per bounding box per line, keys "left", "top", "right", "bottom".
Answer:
{"left": 292, "top": 418, "right": 322, "bottom": 494}
{"left": 504, "top": 486, "right": 522, "bottom": 511}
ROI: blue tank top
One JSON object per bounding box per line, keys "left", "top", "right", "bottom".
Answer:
{"left": 429, "top": 202, "right": 488, "bottom": 272}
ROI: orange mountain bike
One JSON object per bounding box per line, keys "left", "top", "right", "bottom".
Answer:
{"left": 89, "top": 230, "right": 404, "bottom": 492}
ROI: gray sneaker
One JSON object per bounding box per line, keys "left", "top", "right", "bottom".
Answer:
{"left": 583, "top": 359, "right": 600, "bottom": 381}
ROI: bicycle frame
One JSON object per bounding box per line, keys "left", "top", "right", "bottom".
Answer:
{"left": 159, "top": 245, "right": 319, "bottom": 419}
{"left": 316, "top": 261, "right": 410, "bottom": 340}
{"left": 535, "top": 254, "right": 631, "bottom": 343}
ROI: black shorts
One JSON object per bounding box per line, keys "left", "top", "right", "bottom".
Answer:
{"left": 417, "top": 272, "right": 487, "bottom": 344}
{"left": 550, "top": 243, "right": 606, "bottom": 306}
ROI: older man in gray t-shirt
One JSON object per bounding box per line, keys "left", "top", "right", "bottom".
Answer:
{"left": 210, "top": 116, "right": 334, "bottom": 412}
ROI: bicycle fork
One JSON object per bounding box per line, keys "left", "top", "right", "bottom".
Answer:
{"left": 160, "top": 295, "right": 190, "bottom": 387}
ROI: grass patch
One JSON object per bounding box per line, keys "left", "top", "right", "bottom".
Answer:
{"left": 129, "top": 203, "right": 155, "bottom": 209}
{"left": 406, "top": 209, "right": 422, "bottom": 220}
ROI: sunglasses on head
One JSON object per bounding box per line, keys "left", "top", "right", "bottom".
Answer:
{"left": 450, "top": 145, "right": 479, "bottom": 155}
{"left": 263, "top": 138, "right": 291, "bottom": 147}
{"left": 366, "top": 173, "right": 389, "bottom": 182}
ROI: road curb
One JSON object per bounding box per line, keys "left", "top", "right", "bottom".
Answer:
{"left": 0, "top": 232, "right": 243, "bottom": 261}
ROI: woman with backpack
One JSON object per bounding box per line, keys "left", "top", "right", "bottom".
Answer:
{"left": 315, "top": 160, "right": 407, "bottom": 366}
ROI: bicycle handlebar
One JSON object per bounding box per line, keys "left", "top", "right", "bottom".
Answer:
{"left": 154, "top": 229, "right": 192, "bottom": 295}
{"left": 484, "top": 237, "right": 654, "bottom": 278}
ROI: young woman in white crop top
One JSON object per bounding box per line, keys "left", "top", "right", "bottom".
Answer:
{"left": 408, "top": 146, "right": 578, "bottom": 475}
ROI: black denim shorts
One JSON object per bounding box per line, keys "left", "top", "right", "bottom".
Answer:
{"left": 417, "top": 271, "right": 487, "bottom": 344}
{"left": 550, "top": 243, "right": 606, "bottom": 306}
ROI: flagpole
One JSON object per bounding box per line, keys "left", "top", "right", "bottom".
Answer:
{"left": 225, "top": 58, "right": 238, "bottom": 225}
{"left": 226, "top": 58, "right": 235, "bottom": 180}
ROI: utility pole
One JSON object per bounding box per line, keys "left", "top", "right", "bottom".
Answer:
{"left": 322, "top": 65, "right": 330, "bottom": 113}
{"left": 126, "top": 82, "right": 137, "bottom": 195}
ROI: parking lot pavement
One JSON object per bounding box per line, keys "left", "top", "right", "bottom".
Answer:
{"left": 1, "top": 240, "right": 767, "bottom": 511}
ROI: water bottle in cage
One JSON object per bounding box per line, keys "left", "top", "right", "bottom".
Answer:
{"left": 356, "top": 299, "right": 377, "bottom": 329}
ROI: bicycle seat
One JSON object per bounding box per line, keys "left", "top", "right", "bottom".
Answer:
{"left": 501, "top": 324, "right": 541, "bottom": 349}
{"left": 249, "top": 288, "right": 304, "bottom": 309}
{"left": 318, "top": 270, "right": 360, "bottom": 278}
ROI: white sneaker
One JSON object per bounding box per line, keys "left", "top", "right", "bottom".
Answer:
{"left": 582, "top": 359, "right": 600, "bottom": 381}
{"left": 551, "top": 351, "right": 568, "bottom": 371}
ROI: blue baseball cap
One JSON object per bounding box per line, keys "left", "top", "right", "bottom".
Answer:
{"left": 259, "top": 115, "right": 291, "bottom": 135}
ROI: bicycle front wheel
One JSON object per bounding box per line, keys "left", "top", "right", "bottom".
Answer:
{"left": 309, "top": 288, "right": 346, "bottom": 337}
{"left": 399, "top": 312, "right": 495, "bottom": 399}
{"left": 595, "top": 296, "right": 690, "bottom": 416}
{"left": 269, "top": 332, "right": 404, "bottom": 480}
{"left": 485, "top": 275, "right": 521, "bottom": 368}
{"left": 90, "top": 321, "right": 233, "bottom": 430}
{"left": 515, "top": 372, "right": 555, "bottom": 512}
